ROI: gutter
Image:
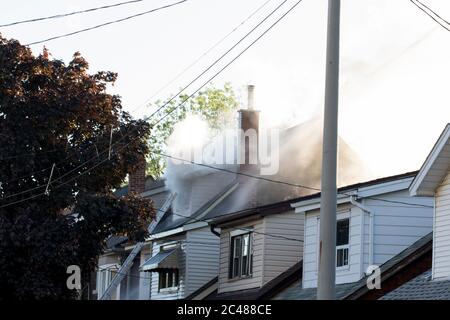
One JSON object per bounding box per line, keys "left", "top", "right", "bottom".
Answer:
{"left": 350, "top": 196, "right": 374, "bottom": 268}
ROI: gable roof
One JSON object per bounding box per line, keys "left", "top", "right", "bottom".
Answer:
{"left": 150, "top": 179, "right": 238, "bottom": 235}
{"left": 410, "top": 124, "right": 450, "bottom": 196}
{"left": 274, "top": 232, "right": 433, "bottom": 300}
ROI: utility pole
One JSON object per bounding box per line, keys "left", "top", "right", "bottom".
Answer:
{"left": 317, "top": 0, "right": 340, "bottom": 300}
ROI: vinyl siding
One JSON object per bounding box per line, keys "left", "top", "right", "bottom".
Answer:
{"left": 185, "top": 228, "right": 220, "bottom": 296}
{"left": 302, "top": 204, "right": 361, "bottom": 288}
{"left": 97, "top": 254, "right": 122, "bottom": 300}
{"left": 302, "top": 190, "right": 433, "bottom": 289}
{"left": 139, "top": 244, "right": 152, "bottom": 300}
{"left": 149, "top": 237, "right": 186, "bottom": 300}
{"left": 434, "top": 170, "right": 450, "bottom": 279}
{"left": 262, "top": 211, "right": 304, "bottom": 284}
{"left": 218, "top": 220, "right": 264, "bottom": 293}
{"left": 364, "top": 190, "right": 433, "bottom": 268}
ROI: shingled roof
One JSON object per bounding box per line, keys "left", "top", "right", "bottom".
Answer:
{"left": 381, "top": 270, "right": 450, "bottom": 300}
{"left": 274, "top": 232, "right": 433, "bottom": 300}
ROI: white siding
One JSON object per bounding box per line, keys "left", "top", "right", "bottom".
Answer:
{"left": 185, "top": 228, "right": 220, "bottom": 296}
{"left": 139, "top": 244, "right": 152, "bottom": 300}
{"left": 434, "top": 170, "right": 450, "bottom": 279}
{"left": 262, "top": 211, "right": 304, "bottom": 284}
{"left": 218, "top": 220, "right": 264, "bottom": 293}
{"left": 302, "top": 204, "right": 362, "bottom": 288}
{"left": 149, "top": 237, "right": 186, "bottom": 300}
{"left": 97, "top": 254, "right": 122, "bottom": 300}
{"left": 365, "top": 190, "right": 433, "bottom": 268}
{"left": 302, "top": 190, "right": 433, "bottom": 289}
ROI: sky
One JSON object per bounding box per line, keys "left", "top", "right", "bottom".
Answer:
{"left": 1, "top": 0, "right": 450, "bottom": 179}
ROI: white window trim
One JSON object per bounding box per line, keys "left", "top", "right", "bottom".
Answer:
{"left": 315, "top": 215, "right": 351, "bottom": 273}
{"left": 97, "top": 264, "right": 119, "bottom": 298}
{"left": 336, "top": 244, "right": 350, "bottom": 270}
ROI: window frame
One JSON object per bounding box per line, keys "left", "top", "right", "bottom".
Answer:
{"left": 158, "top": 269, "right": 179, "bottom": 292}
{"left": 336, "top": 218, "right": 350, "bottom": 269}
{"left": 229, "top": 230, "right": 253, "bottom": 280}
{"left": 96, "top": 264, "right": 119, "bottom": 298}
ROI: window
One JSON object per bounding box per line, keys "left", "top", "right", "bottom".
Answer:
{"left": 229, "top": 232, "right": 253, "bottom": 279}
{"left": 96, "top": 264, "right": 118, "bottom": 298}
{"left": 336, "top": 218, "right": 350, "bottom": 268}
{"left": 158, "top": 269, "right": 179, "bottom": 291}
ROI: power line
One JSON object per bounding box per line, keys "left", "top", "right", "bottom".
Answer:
{"left": 25, "top": 0, "right": 189, "bottom": 46}
{"left": 157, "top": 152, "right": 433, "bottom": 208}
{"left": 0, "top": 0, "right": 149, "bottom": 28}
{"left": 0, "top": 0, "right": 275, "bottom": 184}
{"left": 130, "top": 0, "right": 275, "bottom": 114}
{"left": 170, "top": 211, "right": 304, "bottom": 242}
{"left": 1, "top": 0, "right": 295, "bottom": 199}
{"left": 410, "top": 0, "right": 450, "bottom": 32}
{"left": 6, "top": 0, "right": 429, "bottom": 212}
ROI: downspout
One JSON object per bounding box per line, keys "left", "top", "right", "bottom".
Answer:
{"left": 210, "top": 224, "right": 221, "bottom": 237}
{"left": 350, "top": 196, "right": 374, "bottom": 270}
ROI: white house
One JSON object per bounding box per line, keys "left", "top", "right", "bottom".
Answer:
{"left": 292, "top": 172, "right": 434, "bottom": 290}
{"left": 410, "top": 123, "right": 450, "bottom": 281}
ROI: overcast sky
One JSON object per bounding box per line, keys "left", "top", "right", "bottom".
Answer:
{"left": 1, "top": 0, "right": 450, "bottom": 179}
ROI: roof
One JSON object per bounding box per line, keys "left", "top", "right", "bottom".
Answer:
{"left": 150, "top": 179, "right": 238, "bottom": 235}
{"left": 140, "top": 248, "right": 179, "bottom": 271}
{"left": 410, "top": 124, "right": 450, "bottom": 196}
{"left": 381, "top": 270, "right": 450, "bottom": 300}
{"left": 201, "top": 261, "right": 303, "bottom": 300}
{"left": 208, "top": 198, "right": 293, "bottom": 227}
{"left": 274, "top": 232, "right": 433, "bottom": 300}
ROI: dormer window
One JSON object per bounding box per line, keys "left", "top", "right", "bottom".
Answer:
{"left": 336, "top": 218, "right": 350, "bottom": 268}
{"left": 229, "top": 230, "right": 253, "bottom": 279}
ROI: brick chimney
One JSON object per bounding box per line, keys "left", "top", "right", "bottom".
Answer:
{"left": 237, "top": 85, "right": 260, "bottom": 207}
{"left": 129, "top": 155, "right": 146, "bottom": 195}
{"left": 238, "top": 85, "right": 260, "bottom": 174}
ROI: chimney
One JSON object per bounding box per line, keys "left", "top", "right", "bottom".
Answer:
{"left": 237, "top": 85, "right": 260, "bottom": 207}
{"left": 238, "top": 85, "right": 260, "bottom": 174}
{"left": 129, "top": 155, "right": 146, "bottom": 195}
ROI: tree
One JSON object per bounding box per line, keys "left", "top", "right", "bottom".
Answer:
{"left": 147, "top": 83, "right": 239, "bottom": 178}
{"left": 0, "top": 35, "right": 155, "bottom": 300}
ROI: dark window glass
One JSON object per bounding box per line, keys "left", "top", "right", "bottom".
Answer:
{"left": 158, "top": 269, "right": 179, "bottom": 290}
{"left": 336, "top": 219, "right": 349, "bottom": 246}
{"left": 229, "top": 233, "right": 253, "bottom": 279}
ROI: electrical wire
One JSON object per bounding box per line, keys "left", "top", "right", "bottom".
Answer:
{"left": 0, "top": 0, "right": 273, "bottom": 162}
{"left": 0, "top": 0, "right": 275, "bottom": 190}
{"left": 0, "top": 0, "right": 150, "bottom": 28}
{"left": 3, "top": 0, "right": 432, "bottom": 211}
{"left": 25, "top": 0, "right": 189, "bottom": 46}
{"left": 130, "top": 0, "right": 275, "bottom": 115}
{"left": 0, "top": 0, "right": 296, "bottom": 200}
{"left": 410, "top": 0, "right": 450, "bottom": 32}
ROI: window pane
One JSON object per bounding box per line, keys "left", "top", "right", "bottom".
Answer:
{"left": 234, "top": 237, "right": 242, "bottom": 257}
{"left": 242, "top": 234, "right": 249, "bottom": 256}
{"left": 336, "top": 219, "right": 349, "bottom": 246}
{"left": 337, "top": 248, "right": 349, "bottom": 267}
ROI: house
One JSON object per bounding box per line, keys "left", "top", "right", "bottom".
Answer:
{"left": 185, "top": 198, "right": 304, "bottom": 300}
{"left": 373, "top": 123, "right": 450, "bottom": 299}
{"left": 95, "top": 85, "right": 369, "bottom": 300}
{"left": 273, "top": 171, "right": 434, "bottom": 299}
{"left": 95, "top": 172, "right": 174, "bottom": 300}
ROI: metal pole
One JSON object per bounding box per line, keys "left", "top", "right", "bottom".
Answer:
{"left": 317, "top": 0, "right": 340, "bottom": 300}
